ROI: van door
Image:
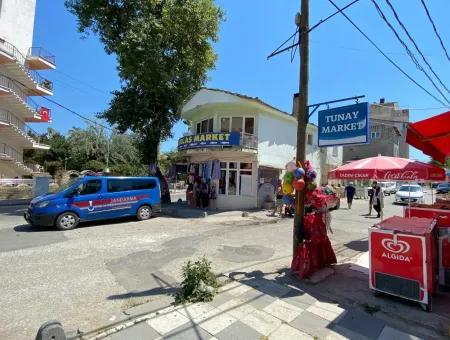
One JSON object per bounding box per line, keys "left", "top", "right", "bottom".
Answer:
{"left": 70, "top": 178, "right": 107, "bottom": 220}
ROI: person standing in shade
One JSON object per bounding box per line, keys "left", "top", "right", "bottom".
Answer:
{"left": 200, "top": 178, "right": 210, "bottom": 209}
{"left": 373, "top": 181, "right": 384, "bottom": 218}
{"left": 367, "top": 185, "right": 375, "bottom": 215}
{"left": 344, "top": 182, "right": 356, "bottom": 209}
{"left": 209, "top": 181, "right": 218, "bottom": 210}
{"left": 270, "top": 185, "right": 284, "bottom": 217}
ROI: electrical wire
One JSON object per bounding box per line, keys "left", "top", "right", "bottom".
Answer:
{"left": 370, "top": 0, "right": 450, "bottom": 105}
{"left": 326, "top": 0, "right": 450, "bottom": 108}
{"left": 419, "top": 0, "right": 450, "bottom": 63}
{"left": 384, "top": 0, "right": 450, "bottom": 95}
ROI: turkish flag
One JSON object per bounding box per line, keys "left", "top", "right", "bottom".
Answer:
{"left": 39, "top": 107, "right": 51, "bottom": 122}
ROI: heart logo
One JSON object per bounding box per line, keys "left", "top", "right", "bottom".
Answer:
{"left": 381, "top": 239, "right": 410, "bottom": 254}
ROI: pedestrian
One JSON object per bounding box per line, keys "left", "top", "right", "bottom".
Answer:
{"left": 270, "top": 185, "right": 284, "bottom": 217}
{"left": 373, "top": 181, "right": 384, "bottom": 218}
{"left": 367, "top": 185, "right": 374, "bottom": 215}
{"left": 344, "top": 181, "right": 356, "bottom": 209}
{"left": 193, "top": 177, "right": 200, "bottom": 208}
{"left": 209, "top": 181, "right": 217, "bottom": 210}
{"left": 200, "top": 178, "right": 209, "bottom": 209}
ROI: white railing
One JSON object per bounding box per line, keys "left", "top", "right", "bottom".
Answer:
{"left": 0, "top": 75, "right": 40, "bottom": 112}
{"left": 0, "top": 108, "right": 44, "bottom": 145}
{"left": 0, "top": 143, "right": 23, "bottom": 162}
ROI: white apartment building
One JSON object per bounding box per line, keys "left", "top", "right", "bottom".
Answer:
{"left": 0, "top": 0, "right": 55, "bottom": 178}
{"left": 179, "top": 88, "right": 343, "bottom": 209}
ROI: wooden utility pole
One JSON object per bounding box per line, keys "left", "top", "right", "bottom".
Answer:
{"left": 293, "top": 0, "right": 309, "bottom": 255}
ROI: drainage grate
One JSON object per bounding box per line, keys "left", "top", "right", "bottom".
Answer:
{"left": 375, "top": 272, "right": 420, "bottom": 300}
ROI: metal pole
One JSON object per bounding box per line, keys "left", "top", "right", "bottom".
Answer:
{"left": 293, "top": 0, "right": 309, "bottom": 256}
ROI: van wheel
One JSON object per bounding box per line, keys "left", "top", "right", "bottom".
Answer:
{"left": 137, "top": 205, "right": 152, "bottom": 220}
{"left": 56, "top": 212, "right": 79, "bottom": 231}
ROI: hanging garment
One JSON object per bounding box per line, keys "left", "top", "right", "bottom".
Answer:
{"left": 211, "top": 160, "right": 221, "bottom": 180}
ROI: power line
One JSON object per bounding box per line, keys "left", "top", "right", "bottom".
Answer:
{"left": 370, "top": 0, "right": 450, "bottom": 105}
{"left": 419, "top": 0, "right": 450, "bottom": 63}
{"left": 326, "top": 0, "right": 449, "bottom": 108}
{"left": 384, "top": 0, "right": 450, "bottom": 95}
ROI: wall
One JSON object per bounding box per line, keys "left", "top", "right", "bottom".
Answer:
{"left": 0, "top": 0, "right": 36, "bottom": 55}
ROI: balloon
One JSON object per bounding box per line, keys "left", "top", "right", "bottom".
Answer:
{"left": 294, "top": 167, "right": 305, "bottom": 179}
{"left": 307, "top": 182, "right": 317, "bottom": 191}
{"left": 282, "top": 195, "right": 294, "bottom": 205}
{"left": 286, "top": 161, "right": 296, "bottom": 172}
{"left": 293, "top": 179, "right": 305, "bottom": 191}
{"left": 283, "top": 172, "right": 294, "bottom": 183}
{"left": 306, "top": 170, "right": 317, "bottom": 180}
{"left": 282, "top": 182, "right": 294, "bottom": 195}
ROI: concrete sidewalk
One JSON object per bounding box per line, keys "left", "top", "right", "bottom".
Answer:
{"left": 82, "top": 270, "right": 436, "bottom": 340}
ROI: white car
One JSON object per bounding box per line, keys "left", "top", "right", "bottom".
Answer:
{"left": 379, "top": 181, "right": 397, "bottom": 195}
{"left": 395, "top": 184, "right": 424, "bottom": 204}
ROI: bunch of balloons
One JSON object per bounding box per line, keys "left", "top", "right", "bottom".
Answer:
{"left": 281, "top": 159, "right": 319, "bottom": 205}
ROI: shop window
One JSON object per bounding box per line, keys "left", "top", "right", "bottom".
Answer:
{"left": 196, "top": 118, "right": 214, "bottom": 134}
{"left": 219, "top": 170, "right": 227, "bottom": 195}
{"left": 307, "top": 134, "right": 313, "bottom": 145}
{"left": 228, "top": 170, "right": 237, "bottom": 195}
{"left": 371, "top": 131, "right": 381, "bottom": 139}
{"left": 231, "top": 117, "right": 243, "bottom": 132}
{"left": 244, "top": 117, "right": 254, "bottom": 135}
{"left": 220, "top": 117, "right": 230, "bottom": 132}
{"left": 218, "top": 161, "right": 254, "bottom": 196}
{"left": 332, "top": 146, "right": 338, "bottom": 157}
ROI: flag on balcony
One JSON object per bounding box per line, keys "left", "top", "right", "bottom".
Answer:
{"left": 39, "top": 107, "right": 51, "bottom": 122}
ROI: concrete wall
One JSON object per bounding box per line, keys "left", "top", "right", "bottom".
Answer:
{"left": 0, "top": 0, "right": 36, "bottom": 55}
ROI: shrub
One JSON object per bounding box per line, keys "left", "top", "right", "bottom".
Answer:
{"left": 49, "top": 182, "right": 59, "bottom": 193}
{"left": 175, "top": 257, "right": 219, "bottom": 304}
{"left": 17, "top": 183, "right": 30, "bottom": 192}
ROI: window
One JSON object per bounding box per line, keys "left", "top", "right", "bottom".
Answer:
{"left": 307, "top": 134, "right": 313, "bottom": 145}
{"left": 78, "top": 179, "right": 102, "bottom": 195}
{"left": 219, "top": 161, "right": 254, "bottom": 196}
{"left": 332, "top": 146, "right": 338, "bottom": 157}
{"left": 371, "top": 131, "right": 381, "bottom": 139}
{"left": 220, "top": 117, "right": 230, "bottom": 132}
{"left": 195, "top": 118, "right": 214, "bottom": 134}
{"left": 244, "top": 117, "right": 254, "bottom": 134}
{"left": 107, "top": 178, "right": 157, "bottom": 192}
{"left": 231, "top": 117, "right": 243, "bottom": 132}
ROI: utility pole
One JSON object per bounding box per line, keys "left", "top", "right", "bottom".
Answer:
{"left": 293, "top": 0, "right": 309, "bottom": 255}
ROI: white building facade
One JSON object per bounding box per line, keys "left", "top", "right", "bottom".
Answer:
{"left": 0, "top": 0, "right": 55, "bottom": 178}
{"left": 180, "top": 88, "right": 343, "bottom": 210}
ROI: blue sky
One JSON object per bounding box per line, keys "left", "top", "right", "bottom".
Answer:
{"left": 32, "top": 0, "right": 450, "bottom": 161}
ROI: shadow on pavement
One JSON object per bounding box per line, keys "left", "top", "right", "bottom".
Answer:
{"left": 14, "top": 224, "right": 54, "bottom": 233}
{"left": 343, "top": 239, "right": 368, "bottom": 252}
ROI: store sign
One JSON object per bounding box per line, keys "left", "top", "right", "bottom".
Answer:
{"left": 178, "top": 131, "right": 240, "bottom": 150}
{"left": 318, "top": 102, "right": 369, "bottom": 147}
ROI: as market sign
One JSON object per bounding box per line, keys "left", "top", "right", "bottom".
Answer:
{"left": 318, "top": 102, "right": 369, "bottom": 147}
{"left": 178, "top": 131, "right": 240, "bottom": 150}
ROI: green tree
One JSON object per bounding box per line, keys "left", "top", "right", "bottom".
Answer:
{"left": 65, "top": 0, "right": 223, "bottom": 202}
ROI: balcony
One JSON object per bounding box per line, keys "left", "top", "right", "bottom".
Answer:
{"left": 0, "top": 143, "right": 35, "bottom": 175}
{"left": 0, "top": 108, "right": 50, "bottom": 150}
{"left": 26, "top": 47, "right": 56, "bottom": 70}
{"left": 0, "top": 75, "right": 45, "bottom": 121}
{"left": 0, "top": 39, "right": 53, "bottom": 95}
{"left": 178, "top": 131, "right": 258, "bottom": 151}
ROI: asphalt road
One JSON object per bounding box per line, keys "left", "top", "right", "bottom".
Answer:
{"left": 0, "top": 193, "right": 426, "bottom": 339}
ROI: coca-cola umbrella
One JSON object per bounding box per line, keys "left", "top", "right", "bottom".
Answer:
{"left": 406, "top": 110, "right": 450, "bottom": 164}
{"left": 328, "top": 155, "right": 445, "bottom": 181}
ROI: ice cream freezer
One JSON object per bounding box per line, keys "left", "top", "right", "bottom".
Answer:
{"left": 369, "top": 216, "right": 437, "bottom": 311}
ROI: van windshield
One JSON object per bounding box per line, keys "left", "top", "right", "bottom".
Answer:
{"left": 54, "top": 178, "right": 81, "bottom": 193}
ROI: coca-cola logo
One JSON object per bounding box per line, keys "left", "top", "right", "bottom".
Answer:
{"left": 383, "top": 170, "right": 419, "bottom": 180}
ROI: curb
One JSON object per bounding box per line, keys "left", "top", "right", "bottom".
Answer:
{"left": 0, "top": 198, "right": 30, "bottom": 206}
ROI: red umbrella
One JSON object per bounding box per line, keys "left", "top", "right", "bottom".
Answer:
{"left": 328, "top": 155, "right": 445, "bottom": 181}
{"left": 406, "top": 110, "right": 450, "bottom": 164}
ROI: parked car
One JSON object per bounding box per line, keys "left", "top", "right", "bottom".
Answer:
{"left": 317, "top": 186, "right": 340, "bottom": 210}
{"left": 24, "top": 176, "right": 161, "bottom": 230}
{"left": 379, "top": 181, "right": 397, "bottom": 195}
{"left": 394, "top": 184, "right": 424, "bottom": 204}
{"left": 436, "top": 182, "right": 450, "bottom": 194}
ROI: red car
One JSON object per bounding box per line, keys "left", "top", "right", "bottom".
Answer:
{"left": 306, "top": 186, "right": 340, "bottom": 211}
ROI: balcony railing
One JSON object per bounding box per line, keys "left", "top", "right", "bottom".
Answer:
{"left": 0, "top": 143, "right": 23, "bottom": 162}
{"left": 0, "top": 108, "right": 43, "bottom": 144}
{"left": 0, "top": 74, "right": 40, "bottom": 112}
{"left": 240, "top": 132, "right": 258, "bottom": 149}
{"left": 28, "top": 47, "right": 56, "bottom": 66}
{"left": 0, "top": 39, "right": 53, "bottom": 91}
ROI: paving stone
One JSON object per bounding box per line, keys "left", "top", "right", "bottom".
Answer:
{"left": 334, "top": 310, "right": 385, "bottom": 339}
{"left": 123, "top": 295, "right": 174, "bottom": 317}
{"left": 331, "top": 325, "right": 372, "bottom": 340}
{"left": 193, "top": 308, "right": 238, "bottom": 335}
{"left": 239, "top": 288, "right": 277, "bottom": 310}
{"left": 279, "top": 288, "right": 317, "bottom": 309}
{"left": 263, "top": 299, "right": 302, "bottom": 323}
{"left": 219, "top": 280, "right": 241, "bottom": 293}
{"left": 269, "top": 324, "right": 314, "bottom": 340}
{"left": 257, "top": 281, "right": 291, "bottom": 298}
{"left": 163, "top": 322, "right": 213, "bottom": 340}
{"left": 306, "top": 302, "right": 346, "bottom": 322}
{"left": 290, "top": 310, "right": 332, "bottom": 339}
{"left": 226, "top": 283, "right": 253, "bottom": 297}
{"left": 215, "top": 320, "right": 263, "bottom": 340}
{"left": 240, "top": 310, "right": 282, "bottom": 336}
{"left": 314, "top": 301, "right": 346, "bottom": 314}
{"left": 377, "top": 326, "right": 422, "bottom": 340}
{"left": 208, "top": 292, "right": 235, "bottom": 308}
{"left": 178, "top": 302, "right": 216, "bottom": 319}
{"left": 147, "top": 308, "right": 190, "bottom": 335}
{"left": 325, "top": 330, "right": 352, "bottom": 340}
{"left": 110, "top": 322, "right": 160, "bottom": 340}
{"left": 216, "top": 298, "right": 257, "bottom": 319}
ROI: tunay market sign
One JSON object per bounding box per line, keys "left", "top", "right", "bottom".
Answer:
{"left": 318, "top": 102, "right": 369, "bottom": 147}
